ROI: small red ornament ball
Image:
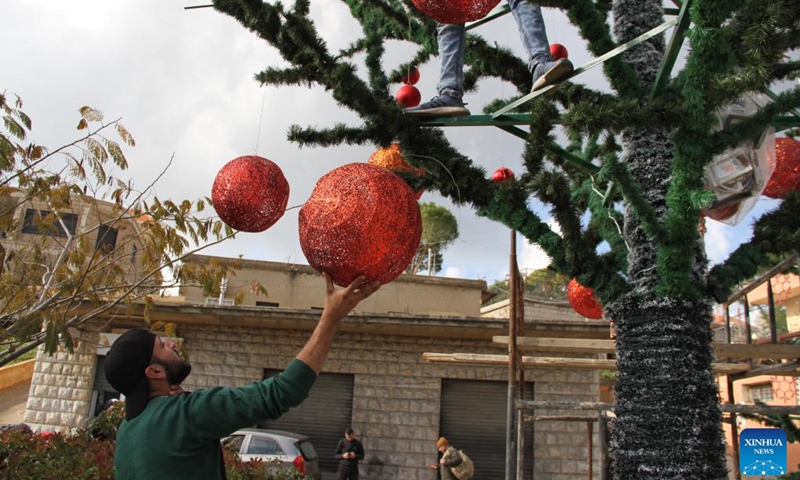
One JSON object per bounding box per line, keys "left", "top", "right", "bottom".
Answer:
{"left": 550, "top": 43, "right": 569, "bottom": 61}
{"left": 299, "top": 163, "right": 422, "bottom": 287}
{"left": 401, "top": 69, "right": 421, "bottom": 86}
{"left": 763, "top": 137, "right": 800, "bottom": 199}
{"left": 396, "top": 85, "right": 421, "bottom": 107}
{"left": 212, "top": 156, "right": 290, "bottom": 232}
{"left": 368, "top": 143, "right": 425, "bottom": 200}
{"left": 411, "top": 0, "right": 501, "bottom": 23}
{"left": 567, "top": 278, "right": 603, "bottom": 319}
{"left": 491, "top": 167, "right": 514, "bottom": 183}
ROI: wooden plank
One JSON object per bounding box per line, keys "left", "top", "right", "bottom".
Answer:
{"left": 421, "top": 352, "right": 751, "bottom": 374}
{"left": 493, "top": 336, "right": 800, "bottom": 359}
{"left": 494, "top": 336, "right": 615, "bottom": 353}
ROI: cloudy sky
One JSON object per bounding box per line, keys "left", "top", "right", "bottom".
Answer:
{"left": 1, "top": 1, "right": 787, "bottom": 287}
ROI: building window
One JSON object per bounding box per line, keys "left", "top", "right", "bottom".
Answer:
{"left": 256, "top": 301, "right": 280, "bottom": 308}
{"left": 21, "top": 209, "right": 78, "bottom": 237}
{"left": 95, "top": 225, "right": 118, "bottom": 253}
{"left": 747, "top": 383, "right": 774, "bottom": 403}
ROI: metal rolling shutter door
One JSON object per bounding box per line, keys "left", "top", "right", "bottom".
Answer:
{"left": 93, "top": 356, "right": 115, "bottom": 393}
{"left": 440, "top": 379, "right": 534, "bottom": 480}
{"left": 259, "top": 371, "right": 354, "bottom": 477}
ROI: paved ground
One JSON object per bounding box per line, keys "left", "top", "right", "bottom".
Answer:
{"left": 0, "top": 381, "right": 30, "bottom": 425}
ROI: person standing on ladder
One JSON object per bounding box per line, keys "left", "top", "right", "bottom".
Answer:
{"left": 406, "top": 0, "right": 573, "bottom": 117}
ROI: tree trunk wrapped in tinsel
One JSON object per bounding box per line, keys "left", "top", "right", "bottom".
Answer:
{"left": 210, "top": 0, "right": 800, "bottom": 478}
{"left": 604, "top": 0, "right": 727, "bottom": 476}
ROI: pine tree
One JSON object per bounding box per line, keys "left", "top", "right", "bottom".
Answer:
{"left": 211, "top": 0, "right": 800, "bottom": 478}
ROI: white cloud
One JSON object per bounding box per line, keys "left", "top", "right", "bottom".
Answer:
{"left": 704, "top": 219, "right": 731, "bottom": 266}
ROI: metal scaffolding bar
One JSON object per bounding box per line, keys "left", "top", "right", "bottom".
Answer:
{"left": 492, "top": 17, "right": 679, "bottom": 117}
{"left": 649, "top": 0, "right": 693, "bottom": 100}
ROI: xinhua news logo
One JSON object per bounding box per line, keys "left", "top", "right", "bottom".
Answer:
{"left": 740, "top": 428, "right": 787, "bottom": 476}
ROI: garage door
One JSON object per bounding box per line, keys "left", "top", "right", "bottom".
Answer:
{"left": 259, "top": 370, "right": 354, "bottom": 476}
{"left": 440, "top": 379, "right": 534, "bottom": 480}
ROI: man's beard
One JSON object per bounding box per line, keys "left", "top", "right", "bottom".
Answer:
{"left": 155, "top": 358, "right": 192, "bottom": 385}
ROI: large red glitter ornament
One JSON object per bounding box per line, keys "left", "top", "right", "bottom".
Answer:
{"left": 550, "top": 43, "right": 569, "bottom": 60}
{"left": 764, "top": 137, "right": 800, "bottom": 199}
{"left": 567, "top": 278, "right": 603, "bottom": 319}
{"left": 299, "top": 163, "right": 422, "bottom": 287}
{"left": 368, "top": 143, "right": 425, "bottom": 200}
{"left": 411, "top": 0, "right": 501, "bottom": 23}
{"left": 396, "top": 85, "right": 421, "bottom": 107}
{"left": 212, "top": 156, "right": 289, "bottom": 232}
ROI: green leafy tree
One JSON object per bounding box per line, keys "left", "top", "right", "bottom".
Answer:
{"left": 407, "top": 202, "right": 459, "bottom": 274}
{"left": 0, "top": 93, "right": 236, "bottom": 366}
{"left": 489, "top": 267, "right": 569, "bottom": 302}
{"left": 209, "top": 0, "right": 800, "bottom": 478}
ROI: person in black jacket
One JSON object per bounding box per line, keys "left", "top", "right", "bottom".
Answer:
{"left": 335, "top": 428, "right": 365, "bottom": 480}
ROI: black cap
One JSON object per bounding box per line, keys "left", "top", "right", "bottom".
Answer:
{"left": 104, "top": 329, "right": 156, "bottom": 420}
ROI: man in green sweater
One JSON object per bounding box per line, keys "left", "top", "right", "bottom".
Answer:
{"left": 104, "top": 273, "right": 380, "bottom": 480}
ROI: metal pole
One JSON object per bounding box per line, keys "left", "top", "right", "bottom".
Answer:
{"left": 599, "top": 412, "right": 608, "bottom": 480}
{"left": 767, "top": 280, "right": 778, "bottom": 344}
{"left": 516, "top": 276, "right": 525, "bottom": 480}
{"left": 724, "top": 303, "right": 732, "bottom": 344}
{"left": 727, "top": 376, "right": 742, "bottom": 480}
{"left": 587, "top": 420, "right": 593, "bottom": 480}
{"left": 743, "top": 297, "right": 752, "bottom": 344}
{"left": 506, "top": 230, "right": 518, "bottom": 480}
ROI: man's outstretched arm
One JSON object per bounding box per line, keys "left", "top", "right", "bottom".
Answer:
{"left": 297, "top": 273, "right": 380, "bottom": 374}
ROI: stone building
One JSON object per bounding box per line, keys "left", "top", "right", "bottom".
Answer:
{"left": 24, "top": 255, "right": 610, "bottom": 480}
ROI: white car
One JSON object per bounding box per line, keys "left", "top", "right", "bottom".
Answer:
{"left": 223, "top": 428, "right": 322, "bottom": 480}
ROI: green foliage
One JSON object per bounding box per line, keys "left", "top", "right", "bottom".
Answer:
{"left": 210, "top": 0, "right": 800, "bottom": 306}
{"left": 489, "top": 267, "right": 570, "bottom": 302}
{"left": 0, "top": 93, "right": 237, "bottom": 367}
{"left": 0, "top": 430, "right": 116, "bottom": 480}
{"left": 88, "top": 401, "right": 126, "bottom": 441}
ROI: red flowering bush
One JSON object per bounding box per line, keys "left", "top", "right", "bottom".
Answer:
{"left": 0, "top": 426, "right": 311, "bottom": 480}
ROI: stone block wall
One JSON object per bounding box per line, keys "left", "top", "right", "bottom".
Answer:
{"left": 24, "top": 332, "right": 99, "bottom": 432}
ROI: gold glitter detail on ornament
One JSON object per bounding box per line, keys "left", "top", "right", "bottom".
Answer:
{"left": 299, "top": 163, "right": 422, "bottom": 287}
{"left": 410, "top": 0, "right": 502, "bottom": 24}
{"left": 368, "top": 143, "right": 425, "bottom": 200}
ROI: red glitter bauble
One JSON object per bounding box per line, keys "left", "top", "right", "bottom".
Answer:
{"left": 396, "top": 85, "right": 421, "bottom": 107}
{"left": 491, "top": 167, "right": 514, "bottom": 183}
{"left": 211, "top": 156, "right": 289, "bottom": 232}
{"left": 764, "top": 137, "right": 800, "bottom": 199}
{"left": 401, "top": 69, "right": 421, "bottom": 86}
{"left": 299, "top": 163, "right": 423, "bottom": 287}
{"left": 550, "top": 44, "right": 569, "bottom": 60}
{"left": 368, "top": 143, "right": 425, "bottom": 200}
{"left": 567, "top": 278, "right": 603, "bottom": 319}
{"left": 411, "top": 0, "right": 502, "bottom": 23}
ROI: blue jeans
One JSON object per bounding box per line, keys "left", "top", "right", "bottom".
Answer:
{"left": 437, "top": 0, "right": 551, "bottom": 98}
